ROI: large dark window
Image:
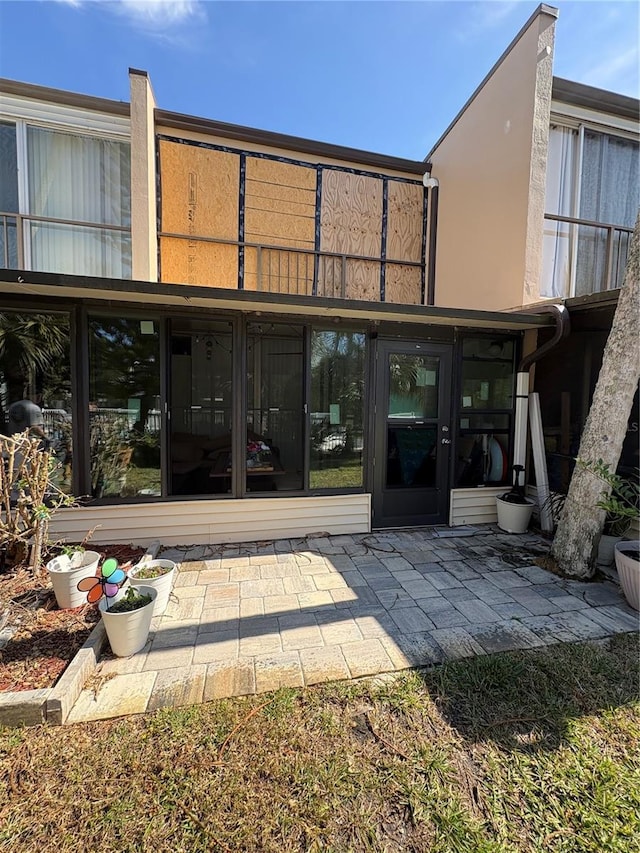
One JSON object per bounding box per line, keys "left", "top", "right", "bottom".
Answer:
{"left": 88, "top": 317, "right": 160, "bottom": 499}
{"left": 310, "top": 330, "right": 365, "bottom": 489}
{"left": 246, "top": 323, "right": 304, "bottom": 492}
{"left": 170, "top": 319, "right": 233, "bottom": 496}
{"left": 0, "top": 310, "right": 73, "bottom": 493}
{"left": 455, "top": 337, "right": 515, "bottom": 488}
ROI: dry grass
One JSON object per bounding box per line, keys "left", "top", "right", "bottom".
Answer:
{"left": 1, "top": 634, "right": 638, "bottom": 852}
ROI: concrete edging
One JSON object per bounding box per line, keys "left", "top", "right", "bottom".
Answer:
{"left": 46, "top": 621, "right": 107, "bottom": 724}
{"left": 0, "top": 621, "right": 107, "bottom": 727}
{"left": 0, "top": 543, "right": 159, "bottom": 728}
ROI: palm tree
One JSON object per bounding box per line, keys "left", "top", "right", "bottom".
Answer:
{"left": 0, "top": 312, "right": 69, "bottom": 429}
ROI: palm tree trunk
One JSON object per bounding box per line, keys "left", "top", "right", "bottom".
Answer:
{"left": 551, "top": 214, "right": 640, "bottom": 578}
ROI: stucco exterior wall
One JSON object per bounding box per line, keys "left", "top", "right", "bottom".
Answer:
{"left": 428, "top": 6, "right": 557, "bottom": 311}
{"left": 130, "top": 70, "right": 158, "bottom": 282}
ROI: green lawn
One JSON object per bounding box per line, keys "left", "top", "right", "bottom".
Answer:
{"left": 1, "top": 634, "right": 638, "bottom": 852}
{"left": 310, "top": 458, "right": 363, "bottom": 489}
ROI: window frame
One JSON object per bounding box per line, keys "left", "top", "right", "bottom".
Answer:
{"left": 0, "top": 117, "right": 132, "bottom": 275}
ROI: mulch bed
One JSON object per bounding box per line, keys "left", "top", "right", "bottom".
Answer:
{"left": 0, "top": 544, "right": 145, "bottom": 693}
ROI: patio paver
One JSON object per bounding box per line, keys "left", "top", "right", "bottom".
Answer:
{"left": 65, "top": 525, "right": 639, "bottom": 723}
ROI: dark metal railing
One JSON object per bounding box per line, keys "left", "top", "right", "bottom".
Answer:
{"left": 159, "top": 230, "right": 421, "bottom": 299}
{"left": 0, "top": 211, "right": 131, "bottom": 270}
{"left": 544, "top": 213, "right": 633, "bottom": 294}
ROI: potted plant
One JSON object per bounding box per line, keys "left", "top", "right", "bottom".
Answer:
{"left": 77, "top": 558, "right": 157, "bottom": 656}
{"left": 46, "top": 547, "right": 101, "bottom": 609}
{"left": 128, "top": 558, "right": 176, "bottom": 616}
{"left": 596, "top": 513, "right": 630, "bottom": 569}
{"left": 496, "top": 464, "right": 535, "bottom": 534}
{"left": 585, "top": 459, "right": 639, "bottom": 611}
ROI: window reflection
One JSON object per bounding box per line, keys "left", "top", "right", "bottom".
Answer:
{"left": 89, "top": 317, "right": 160, "bottom": 499}
{"left": 310, "top": 330, "right": 365, "bottom": 489}
{"left": 0, "top": 311, "right": 73, "bottom": 493}
{"left": 456, "top": 336, "right": 515, "bottom": 488}
{"left": 170, "top": 320, "right": 233, "bottom": 496}
{"left": 388, "top": 355, "right": 439, "bottom": 419}
{"left": 247, "top": 323, "right": 304, "bottom": 492}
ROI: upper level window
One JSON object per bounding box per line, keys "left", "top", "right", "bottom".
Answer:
{"left": 0, "top": 122, "right": 19, "bottom": 268}
{"left": 543, "top": 125, "right": 638, "bottom": 298}
{"left": 0, "top": 122, "right": 131, "bottom": 278}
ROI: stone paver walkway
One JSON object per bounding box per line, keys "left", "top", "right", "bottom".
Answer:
{"left": 67, "top": 526, "right": 638, "bottom": 723}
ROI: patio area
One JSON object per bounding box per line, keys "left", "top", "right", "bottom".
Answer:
{"left": 67, "top": 525, "right": 638, "bottom": 723}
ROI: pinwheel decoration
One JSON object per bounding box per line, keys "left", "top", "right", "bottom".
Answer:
{"left": 77, "top": 557, "right": 127, "bottom": 604}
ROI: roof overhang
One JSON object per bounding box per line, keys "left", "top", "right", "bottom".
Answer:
{"left": 552, "top": 77, "right": 639, "bottom": 122}
{"left": 0, "top": 269, "right": 554, "bottom": 332}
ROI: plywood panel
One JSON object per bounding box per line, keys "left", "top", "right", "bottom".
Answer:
{"left": 244, "top": 157, "right": 316, "bottom": 250}
{"left": 247, "top": 157, "right": 317, "bottom": 190}
{"left": 386, "top": 181, "right": 424, "bottom": 263}
{"left": 244, "top": 246, "right": 313, "bottom": 295}
{"left": 159, "top": 140, "right": 239, "bottom": 239}
{"left": 245, "top": 209, "right": 315, "bottom": 246}
{"left": 345, "top": 259, "right": 381, "bottom": 302}
{"left": 160, "top": 236, "right": 238, "bottom": 288}
{"left": 320, "top": 170, "right": 383, "bottom": 258}
{"left": 49, "top": 494, "right": 371, "bottom": 546}
{"left": 316, "top": 254, "right": 343, "bottom": 299}
{"left": 385, "top": 263, "right": 422, "bottom": 305}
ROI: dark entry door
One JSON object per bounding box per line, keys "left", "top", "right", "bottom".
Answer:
{"left": 373, "top": 340, "right": 452, "bottom": 527}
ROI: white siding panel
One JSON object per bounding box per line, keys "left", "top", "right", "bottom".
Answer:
{"left": 449, "top": 487, "right": 505, "bottom": 527}
{"left": 49, "top": 495, "right": 371, "bottom": 547}
{"left": 450, "top": 486, "right": 540, "bottom": 527}
{"left": 0, "top": 93, "right": 130, "bottom": 138}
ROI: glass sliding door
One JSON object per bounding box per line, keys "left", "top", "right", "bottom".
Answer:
{"left": 310, "top": 329, "right": 365, "bottom": 489}
{"left": 246, "top": 323, "right": 304, "bottom": 492}
{"left": 169, "top": 319, "right": 233, "bottom": 496}
{"left": 88, "top": 317, "right": 160, "bottom": 499}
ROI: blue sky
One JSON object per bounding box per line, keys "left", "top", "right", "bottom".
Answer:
{"left": 0, "top": 1, "right": 638, "bottom": 159}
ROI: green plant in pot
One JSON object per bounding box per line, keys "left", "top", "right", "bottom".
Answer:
{"left": 581, "top": 459, "right": 640, "bottom": 610}
{"left": 108, "top": 587, "right": 152, "bottom": 613}
{"left": 77, "top": 558, "right": 157, "bottom": 656}
{"left": 132, "top": 563, "right": 171, "bottom": 580}
{"left": 128, "top": 558, "right": 176, "bottom": 617}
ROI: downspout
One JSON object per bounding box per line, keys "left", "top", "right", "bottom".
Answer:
{"left": 513, "top": 302, "right": 571, "bottom": 473}
{"left": 423, "top": 174, "right": 439, "bottom": 306}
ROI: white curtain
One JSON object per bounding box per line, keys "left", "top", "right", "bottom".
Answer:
{"left": 541, "top": 125, "right": 577, "bottom": 298}
{"left": 576, "top": 130, "right": 639, "bottom": 294}
{"left": 27, "top": 127, "right": 131, "bottom": 278}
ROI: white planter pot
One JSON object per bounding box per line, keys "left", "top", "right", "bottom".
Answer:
{"left": 496, "top": 496, "right": 535, "bottom": 534}
{"left": 614, "top": 540, "right": 640, "bottom": 612}
{"left": 46, "top": 550, "right": 101, "bottom": 609}
{"left": 128, "top": 559, "right": 176, "bottom": 617}
{"left": 99, "top": 585, "right": 157, "bottom": 657}
{"left": 597, "top": 534, "right": 623, "bottom": 568}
